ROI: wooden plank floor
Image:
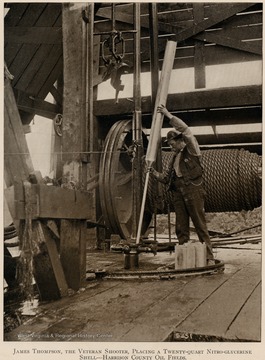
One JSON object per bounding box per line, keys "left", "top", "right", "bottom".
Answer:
{"left": 4, "top": 245, "right": 261, "bottom": 342}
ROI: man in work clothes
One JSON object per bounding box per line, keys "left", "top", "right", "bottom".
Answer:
{"left": 150, "top": 104, "right": 214, "bottom": 265}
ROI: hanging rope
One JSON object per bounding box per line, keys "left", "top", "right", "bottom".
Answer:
{"left": 17, "top": 181, "right": 37, "bottom": 300}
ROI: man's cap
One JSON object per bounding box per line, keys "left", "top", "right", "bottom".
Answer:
{"left": 165, "top": 130, "right": 183, "bottom": 143}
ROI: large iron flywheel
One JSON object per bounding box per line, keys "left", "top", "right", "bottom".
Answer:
{"left": 100, "top": 120, "right": 262, "bottom": 239}
{"left": 99, "top": 120, "right": 152, "bottom": 240}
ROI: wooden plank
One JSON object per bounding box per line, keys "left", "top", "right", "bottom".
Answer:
{"left": 4, "top": 72, "right": 68, "bottom": 300}
{"left": 15, "top": 45, "right": 57, "bottom": 94}
{"left": 16, "top": 3, "right": 48, "bottom": 26}
{"left": 4, "top": 3, "right": 29, "bottom": 26}
{"left": 25, "top": 45, "right": 62, "bottom": 96}
{"left": 42, "top": 278, "right": 197, "bottom": 340}
{"left": 221, "top": 11, "right": 262, "bottom": 28}
{"left": 94, "top": 85, "right": 262, "bottom": 117}
{"left": 169, "top": 10, "right": 262, "bottom": 32}
{"left": 195, "top": 41, "right": 205, "bottom": 88}
{"left": 33, "top": 3, "right": 61, "bottom": 27}
{"left": 4, "top": 79, "right": 34, "bottom": 187}
{"left": 97, "top": 3, "right": 194, "bottom": 27}
{"left": 175, "top": 263, "right": 261, "bottom": 339}
{"left": 204, "top": 42, "right": 261, "bottom": 66}
{"left": 195, "top": 28, "right": 262, "bottom": 55}
{"left": 60, "top": 220, "right": 87, "bottom": 291}
{"left": 155, "top": 107, "right": 262, "bottom": 127}
{"left": 12, "top": 3, "right": 62, "bottom": 97}
{"left": 2, "top": 255, "right": 260, "bottom": 342}
{"left": 182, "top": 132, "right": 262, "bottom": 146}
{"left": 4, "top": 105, "right": 32, "bottom": 188}
{"left": 225, "top": 283, "right": 261, "bottom": 341}
{"left": 4, "top": 43, "right": 21, "bottom": 67}
{"left": 4, "top": 3, "right": 47, "bottom": 66}
{"left": 102, "top": 39, "right": 261, "bottom": 73}
{"left": 211, "top": 23, "right": 262, "bottom": 40}
{"left": 38, "top": 53, "right": 64, "bottom": 99}
{"left": 50, "top": 85, "right": 63, "bottom": 106}
{"left": 4, "top": 281, "right": 121, "bottom": 340}
{"left": 165, "top": 85, "right": 262, "bottom": 111}
{"left": 5, "top": 26, "right": 62, "bottom": 45}
{"left": 32, "top": 222, "right": 68, "bottom": 300}
{"left": 204, "top": 3, "right": 262, "bottom": 19}
{"left": 60, "top": 3, "right": 97, "bottom": 290}
{"left": 119, "top": 271, "right": 239, "bottom": 342}
{"left": 14, "top": 184, "right": 93, "bottom": 220}
{"left": 14, "top": 89, "right": 61, "bottom": 119}
{"left": 193, "top": 3, "right": 206, "bottom": 89}
{"left": 9, "top": 44, "right": 40, "bottom": 87}
{"left": 145, "top": 4, "right": 255, "bottom": 43}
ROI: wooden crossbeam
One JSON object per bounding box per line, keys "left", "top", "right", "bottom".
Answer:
{"left": 97, "top": 3, "right": 261, "bottom": 61}
{"left": 94, "top": 85, "right": 262, "bottom": 117}
{"left": 13, "top": 89, "right": 61, "bottom": 120}
{"left": 13, "top": 184, "right": 93, "bottom": 220}
{"left": 5, "top": 26, "right": 62, "bottom": 44}
{"left": 50, "top": 85, "right": 63, "bottom": 106}
{"left": 195, "top": 31, "right": 262, "bottom": 55}
{"left": 157, "top": 107, "right": 262, "bottom": 127}
{"left": 171, "top": 132, "right": 262, "bottom": 146}
{"left": 173, "top": 3, "right": 254, "bottom": 42}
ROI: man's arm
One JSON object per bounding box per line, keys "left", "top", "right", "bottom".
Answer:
{"left": 157, "top": 105, "right": 201, "bottom": 156}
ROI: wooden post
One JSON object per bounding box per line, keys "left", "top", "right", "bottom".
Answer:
{"left": 4, "top": 67, "right": 68, "bottom": 300}
{"left": 60, "top": 3, "right": 97, "bottom": 290}
{"left": 194, "top": 4, "right": 206, "bottom": 89}
{"left": 149, "top": 3, "right": 159, "bottom": 108}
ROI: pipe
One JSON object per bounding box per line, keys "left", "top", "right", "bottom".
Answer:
{"left": 145, "top": 40, "right": 177, "bottom": 168}
{"left": 131, "top": 3, "right": 142, "bottom": 240}
{"left": 136, "top": 41, "right": 176, "bottom": 244}
{"left": 136, "top": 171, "right": 150, "bottom": 244}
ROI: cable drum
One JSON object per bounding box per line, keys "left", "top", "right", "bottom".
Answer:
{"left": 201, "top": 149, "right": 261, "bottom": 212}
{"left": 237, "top": 149, "right": 262, "bottom": 210}
{"left": 100, "top": 120, "right": 261, "bottom": 239}
{"left": 146, "top": 149, "right": 262, "bottom": 213}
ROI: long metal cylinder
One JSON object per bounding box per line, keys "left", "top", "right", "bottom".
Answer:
{"left": 145, "top": 40, "right": 177, "bottom": 168}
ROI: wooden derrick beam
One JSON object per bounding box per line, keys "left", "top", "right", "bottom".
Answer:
{"left": 190, "top": 132, "right": 262, "bottom": 146}
{"left": 94, "top": 85, "right": 262, "bottom": 117}
{"left": 97, "top": 2, "right": 260, "bottom": 64}
{"left": 160, "top": 107, "right": 262, "bottom": 128}
{"left": 4, "top": 26, "right": 62, "bottom": 44}
{"left": 13, "top": 184, "right": 93, "bottom": 220}
{"left": 13, "top": 89, "right": 61, "bottom": 121}
{"left": 195, "top": 31, "right": 262, "bottom": 56}
{"left": 60, "top": 3, "right": 98, "bottom": 290}
{"left": 173, "top": 3, "right": 254, "bottom": 42}
{"left": 193, "top": 3, "right": 206, "bottom": 89}
{"left": 4, "top": 67, "right": 68, "bottom": 300}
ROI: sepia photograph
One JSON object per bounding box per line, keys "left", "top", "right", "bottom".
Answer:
{"left": 2, "top": 1, "right": 263, "bottom": 358}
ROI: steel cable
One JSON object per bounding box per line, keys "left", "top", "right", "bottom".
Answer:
{"left": 146, "top": 149, "right": 261, "bottom": 213}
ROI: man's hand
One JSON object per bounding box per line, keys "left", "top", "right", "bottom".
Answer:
{"left": 157, "top": 104, "right": 172, "bottom": 119}
{"left": 148, "top": 167, "right": 154, "bottom": 173}
{"left": 148, "top": 167, "right": 159, "bottom": 179}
